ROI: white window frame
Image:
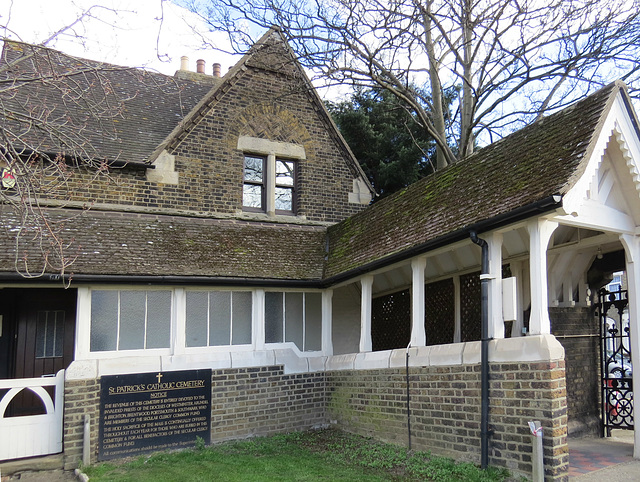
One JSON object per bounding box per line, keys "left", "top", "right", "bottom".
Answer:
{"left": 75, "top": 286, "right": 331, "bottom": 360}
{"left": 264, "top": 290, "right": 323, "bottom": 352}
{"left": 79, "top": 286, "right": 174, "bottom": 359}
{"left": 183, "top": 288, "right": 254, "bottom": 350}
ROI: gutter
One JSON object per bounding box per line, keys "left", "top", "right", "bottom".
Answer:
{"left": 0, "top": 272, "right": 322, "bottom": 288}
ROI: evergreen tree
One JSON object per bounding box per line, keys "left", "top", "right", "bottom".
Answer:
{"left": 328, "top": 88, "right": 440, "bottom": 198}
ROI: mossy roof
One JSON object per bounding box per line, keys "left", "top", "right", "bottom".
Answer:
{"left": 0, "top": 40, "right": 215, "bottom": 163}
{"left": 0, "top": 208, "right": 326, "bottom": 282}
{"left": 324, "top": 82, "right": 626, "bottom": 281}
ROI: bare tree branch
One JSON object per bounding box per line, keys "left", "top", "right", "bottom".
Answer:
{"left": 181, "top": 0, "right": 640, "bottom": 164}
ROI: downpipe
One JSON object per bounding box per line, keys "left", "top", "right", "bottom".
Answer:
{"left": 470, "top": 231, "right": 490, "bottom": 470}
{"left": 406, "top": 342, "right": 412, "bottom": 451}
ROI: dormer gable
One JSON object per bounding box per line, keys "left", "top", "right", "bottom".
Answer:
{"left": 149, "top": 27, "right": 373, "bottom": 223}
{"left": 556, "top": 83, "right": 640, "bottom": 235}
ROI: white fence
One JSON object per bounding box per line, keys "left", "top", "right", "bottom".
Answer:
{"left": 0, "top": 370, "right": 64, "bottom": 461}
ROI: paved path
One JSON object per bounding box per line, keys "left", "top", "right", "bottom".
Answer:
{"left": 1, "top": 469, "right": 76, "bottom": 481}
{"left": 569, "top": 431, "right": 638, "bottom": 480}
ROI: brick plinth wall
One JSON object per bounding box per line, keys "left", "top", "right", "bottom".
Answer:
{"left": 210, "top": 366, "right": 326, "bottom": 442}
{"left": 62, "top": 366, "right": 326, "bottom": 468}
{"left": 63, "top": 379, "right": 100, "bottom": 469}
{"left": 326, "top": 361, "right": 568, "bottom": 481}
{"left": 550, "top": 307, "right": 600, "bottom": 436}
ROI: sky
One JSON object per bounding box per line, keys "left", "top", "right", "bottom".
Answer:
{"left": 0, "top": 0, "right": 237, "bottom": 76}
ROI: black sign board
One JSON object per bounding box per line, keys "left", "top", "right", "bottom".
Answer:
{"left": 98, "top": 369, "right": 211, "bottom": 460}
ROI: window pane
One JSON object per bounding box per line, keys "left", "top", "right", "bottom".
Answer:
{"left": 244, "top": 156, "right": 263, "bottom": 181}
{"left": 243, "top": 184, "right": 263, "bottom": 209}
{"left": 186, "top": 291, "right": 208, "bottom": 347}
{"left": 91, "top": 291, "right": 118, "bottom": 351}
{"left": 35, "top": 311, "right": 47, "bottom": 358}
{"left": 53, "top": 311, "right": 65, "bottom": 357}
{"left": 265, "top": 292, "right": 283, "bottom": 343}
{"left": 275, "top": 186, "right": 293, "bottom": 211}
{"left": 232, "top": 292, "right": 252, "bottom": 345}
{"left": 209, "top": 291, "right": 231, "bottom": 346}
{"left": 305, "top": 293, "right": 322, "bottom": 351}
{"left": 275, "top": 160, "right": 294, "bottom": 186}
{"left": 119, "top": 291, "right": 145, "bottom": 350}
{"left": 146, "top": 291, "right": 171, "bottom": 348}
{"left": 285, "top": 292, "right": 303, "bottom": 351}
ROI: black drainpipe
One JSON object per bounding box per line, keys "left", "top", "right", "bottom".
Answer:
{"left": 470, "top": 230, "right": 490, "bottom": 470}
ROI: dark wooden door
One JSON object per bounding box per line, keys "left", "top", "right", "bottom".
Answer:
{"left": 0, "top": 288, "right": 76, "bottom": 415}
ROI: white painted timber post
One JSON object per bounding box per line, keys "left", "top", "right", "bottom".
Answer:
{"left": 488, "top": 232, "right": 505, "bottom": 339}
{"left": 75, "top": 287, "right": 91, "bottom": 360}
{"left": 322, "top": 290, "right": 334, "bottom": 356}
{"left": 254, "top": 289, "right": 266, "bottom": 351}
{"left": 527, "top": 219, "right": 558, "bottom": 335}
{"left": 619, "top": 234, "right": 640, "bottom": 458}
{"left": 360, "top": 275, "right": 374, "bottom": 352}
{"left": 411, "top": 258, "right": 427, "bottom": 346}
{"left": 173, "top": 288, "right": 186, "bottom": 356}
{"left": 510, "top": 261, "right": 525, "bottom": 337}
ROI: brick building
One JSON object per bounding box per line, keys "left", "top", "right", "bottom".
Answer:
{"left": 1, "top": 28, "right": 640, "bottom": 481}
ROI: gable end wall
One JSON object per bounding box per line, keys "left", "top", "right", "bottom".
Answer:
{"left": 171, "top": 66, "right": 366, "bottom": 223}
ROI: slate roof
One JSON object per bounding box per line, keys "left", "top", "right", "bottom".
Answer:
{"left": 0, "top": 40, "right": 216, "bottom": 163}
{"left": 0, "top": 208, "right": 326, "bottom": 282}
{"left": 324, "top": 82, "right": 627, "bottom": 281}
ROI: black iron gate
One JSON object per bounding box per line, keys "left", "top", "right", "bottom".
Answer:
{"left": 598, "top": 287, "right": 634, "bottom": 435}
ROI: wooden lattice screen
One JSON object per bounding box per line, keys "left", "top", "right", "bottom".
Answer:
{"left": 371, "top": 288, "right": 411, "bottom": 351}
{"left": 425, "top": 278, "right": 455, "bottom": 345}
{"left": 460, "top": 271, "right": 481, "bottom": 342}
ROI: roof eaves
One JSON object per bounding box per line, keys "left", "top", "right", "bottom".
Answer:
{"left": 320, "top": 194, "right": 563, "bottom": 287}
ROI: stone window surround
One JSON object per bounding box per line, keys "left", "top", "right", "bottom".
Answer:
{"left": 238, "top": 136, "right": 306, "bottom": 217}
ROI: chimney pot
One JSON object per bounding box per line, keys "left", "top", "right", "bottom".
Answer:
{"left": 196, "top": 59, "right": 205, "bottom": 74}
{"left": 180, "top": 56, "right": 189, "bottom": 71}
{"left": 213, "top": 63, "right": 221, "bottom": 77}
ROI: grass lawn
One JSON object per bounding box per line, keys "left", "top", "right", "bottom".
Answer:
{"left": 82, "top": 429, "right": 511, "bottom": 482}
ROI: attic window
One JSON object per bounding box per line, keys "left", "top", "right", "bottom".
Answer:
{"left": 243, "top": 154, "right": 297, "bottom": 215}
{"left": 238, "top": 136, "right": 305, "bottom": 216}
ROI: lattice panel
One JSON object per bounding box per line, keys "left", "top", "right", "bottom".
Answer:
{"left": 460, "top": 271, "right": 481, "bottom": 342}
{"left": 372, "top": 288, "right": 411, "bottom": 351}
{"left": 425, "top": 278, "right": 455, "bottom": 346}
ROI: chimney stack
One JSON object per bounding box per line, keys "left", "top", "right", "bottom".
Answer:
{"left": 196, "top": 59, "right": 206, "bottom": 74}
{"left": 213, "top": 63, "right": 222, "bottom": 77}
{"left": 180, "top": 56, "right": 189, "bottom": 71}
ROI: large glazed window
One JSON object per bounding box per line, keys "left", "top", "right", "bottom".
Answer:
{"left": 265, "top": 292, "right": 321, "bottom": 351}
{"left": 90, "top": 290, "right": 171, "bottom": 351}
{"left": 185, "top": 291, "right": 252, "bottom": 347}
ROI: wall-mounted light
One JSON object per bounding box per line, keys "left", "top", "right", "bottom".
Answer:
{"left": 597, "top": 247, "right": 603, "bottom": 259}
